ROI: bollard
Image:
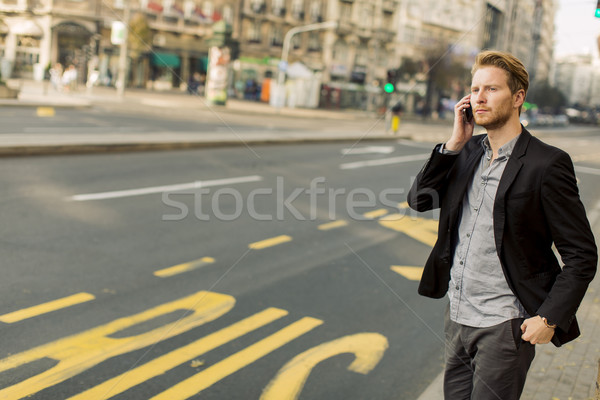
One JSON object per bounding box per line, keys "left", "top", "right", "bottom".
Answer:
{"left": 391, "top": 115, "right": 400, "bottom": 134}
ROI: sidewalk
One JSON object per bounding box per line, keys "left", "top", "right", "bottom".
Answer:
{"left": 0, "top": 79, "right": 452, "bottom": 156}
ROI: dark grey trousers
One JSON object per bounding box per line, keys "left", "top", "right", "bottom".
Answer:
{"left": 444, "top": 307, "right": 536, "bottom": 400}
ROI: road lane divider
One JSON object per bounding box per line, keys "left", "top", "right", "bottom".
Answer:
{"left": 67, "top": 307, "right": 289, "bottom": 400}
{"left": 36, "top": 107, "right": 55, "bottom": 117}
{"left": 317, "top": 220, "right": 348, "bottom": 231}
{"left": 378, "top": 215, "right": 438, "bottom": 247}
{"left": 150, "top": 317, "right": 324, "bottom": 400}
{"left": 363, "top": 209, "right": 389, "bottom": 219}
{"left": 68, "top": 175, "right": 263, "bottom": 201}
{"left": 261, "top": 333, "right": 388, "bottom": 400}
{"left": 0, "top": 291, "right": 235, "bottom": 399}
{"left": 249, "top": 235, "right": 292, "bottom": 250}
{"left": 0, "top": 292, "right": 95, "bottom": 324}
{"left": 154, "top": 257, "right": 215, "bottom": 278}
{"left": 391, "top": 266, "right": 424, "bottom": 281}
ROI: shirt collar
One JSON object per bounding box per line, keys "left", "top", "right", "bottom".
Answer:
{"left": 481, "top": 134, "right": 520, "bottom": 160}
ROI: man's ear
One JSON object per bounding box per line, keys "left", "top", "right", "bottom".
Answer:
{"left": 514, "top": 89, "right": 526, "bottom": 109}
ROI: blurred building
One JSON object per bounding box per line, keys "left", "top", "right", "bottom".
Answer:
{"left": 0, "top": 0, "right": 237, "bottom": 89}
{"left": 236, "top": 0, "right": 399, "bottom": 109}
{"left": 554, "top": 54, "right": 600, "bottom": 107}
{"left": 1, "top": 0, "right": 560, "bottom": 109}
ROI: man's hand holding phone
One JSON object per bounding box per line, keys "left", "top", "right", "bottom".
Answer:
{"left": 446, "top": 95, "right": 475, "bottom": 153}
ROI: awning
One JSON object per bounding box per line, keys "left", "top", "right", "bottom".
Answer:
{"left": 12, "top": 20, "right": 43, "bottom": 36}
{"left": 152, "top": 52, "right": 181, "bottom": 68}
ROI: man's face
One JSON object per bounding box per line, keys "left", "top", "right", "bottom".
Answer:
{"left": 470, "top": 66, "right": 520, "bottom": 130}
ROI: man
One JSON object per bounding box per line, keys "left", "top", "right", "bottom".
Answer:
{"left": 408, "top": 50, "right": 597, "bottom": 399}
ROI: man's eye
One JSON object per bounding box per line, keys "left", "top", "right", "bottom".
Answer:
{"left": 472, "top": 89, "right": 479, "bottom": 93}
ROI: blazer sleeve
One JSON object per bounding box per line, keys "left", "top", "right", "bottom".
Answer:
{"left": 407, "top": 144, "right": 459, "bottom": 212}
{"left": 535, "top": 150, "right": 598, "bottom": 331}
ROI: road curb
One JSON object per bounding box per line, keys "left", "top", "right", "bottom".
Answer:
{"left": 0, "top": 100, "right": 92, "bottom": 108}
{"left": 0, "top": 135, "right": 405, "bottom": 157}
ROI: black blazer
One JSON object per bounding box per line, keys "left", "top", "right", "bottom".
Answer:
{"left": 408, "top": 128, "right": 597, "bottom": 346}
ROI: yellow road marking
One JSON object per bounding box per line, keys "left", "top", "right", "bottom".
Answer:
{"left": 391, "top": 266, "right": 424, "bottom": 281}
{"left": 397, "top": 201, "right": 409, "bottom": 209}
{"left": 261, "top": 333, "right": 388, "bottom": 400}
{"left": 67, "top": 307, "right": 288, "bottom": 400}
{"left": 0, "top": 291, "right": 234, "bottom": 399}
{"left": 317, "top": 220, "right": 348, "bottom": 230}
{"left": 36, "top": 107, "right": 55, "bottom": 117}
{"left": 363, "top": 209, "right": 389, "bottom": 219}
{"left": 249, "top": 235, "right": 292, "bottom": 250}
{"left": 0, "top": 293, "right": 95, "bottom": 324}
{"left": 150, "top": 317, "right": 324, "bottom": 400}
{"left": 378, "top": 215, "right": 438, "bottom": 247}
{"left": 154, "top": 257, "right": 215, "bottom": 278}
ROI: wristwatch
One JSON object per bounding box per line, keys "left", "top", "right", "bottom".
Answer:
{"left": 539, "top": 316, "right": 557, "bottom": 329}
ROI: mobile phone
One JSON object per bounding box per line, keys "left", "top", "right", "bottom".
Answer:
{"left": 463, "top": 106, "right": 473, "bottom": 123}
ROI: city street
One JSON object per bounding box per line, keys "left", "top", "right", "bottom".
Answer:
{"left": 1, "top": 107, "right": 600, "bottom": 399}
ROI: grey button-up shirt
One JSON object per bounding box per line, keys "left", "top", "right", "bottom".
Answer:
{"left": 446, "top": 135, "right": 528, "bottom": 328}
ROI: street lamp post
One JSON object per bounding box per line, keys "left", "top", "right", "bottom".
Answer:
{"left": 275, "top": 20, "right": 337, "bottom": 109}
{"left": 116, "top": 1, "right": 131, "bottom": 98}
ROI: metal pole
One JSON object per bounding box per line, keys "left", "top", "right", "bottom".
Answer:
{"left": 275, "top": 20, "right": 337, "bottom": 109}
{"left": 116, "top": 1, "right": 130, "bottom": 98}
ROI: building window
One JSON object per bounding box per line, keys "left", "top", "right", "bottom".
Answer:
{"left": 359, "top": 2, "right": 373, "bottom": 28}
{"left": 332, "top": 40, "right": 348, "bottom": 63}
{"left": 270, "top": 25, "right": 283, "bottom": 46}
{"left": 291, "top": 0, "right": 304, "bottom": 19}
{"left": 355, "top": 45, "right": 368, "bottom": 66}
{"left": 308, "top": 32, "right": 321, "bottom": 51}
{"left": 250, "top": 0, "right": 266, "bottom": 13}
{"left": 292, "top": 34, "right": 301, "bottom": 49}
{"left": 483, "top": 4, "right": 502, "bottom": 49}
{"left": 340, "top": 2, "right": 352, "bottom": 21}
{"left": 202, "top": 1, "right": 214, "bottom": 18}
{"left": 272, "top": 0, "right": 285, "bottom": 16}
{"left": 249, "top": 20, "right": 262, "bottom": 43}
{"left": 309, "top": 0, "right": 322, "bottom": 22}
{"left": 222, "top": 4, "right": 233, "bottom": 23}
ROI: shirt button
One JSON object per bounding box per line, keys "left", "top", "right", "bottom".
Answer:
{"left": 455, "top": 285, "right": 460, "bottom": 290}
{"left": 466, "top": 233, "right": 471, "bottom": 238}
{"left": 474, "top": 207, "right": 478, "bottom": 211}
{"left": 459, "top": 261, "right": 464, "bottom": 265}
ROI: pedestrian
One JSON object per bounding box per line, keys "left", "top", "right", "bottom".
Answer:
{"left": 49, "top": 63, "right": 63, "bottom": 91}
{"left": 408, "top": 50, "right": 597, "bottom": 400}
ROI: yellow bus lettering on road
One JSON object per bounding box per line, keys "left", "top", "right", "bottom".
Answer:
{"left": 67, "top": 307, "right": 288, "bottom": 400}
{"left": 260, "top": 333, "right": 388, "bottom": 400}
{"left": 0, "top": 291, "right": 234, "bottom": 399}
{"left": 150, "top": 317, "right": 324, "bottom": 400}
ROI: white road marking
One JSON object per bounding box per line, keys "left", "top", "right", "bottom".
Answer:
{"left": 340, "top": 153, "right": 429, "bottom": 170}
{"left": 69, "top": 175, "right": 263, "bottom": 201}
{"left": 341, "top": 146, "right": 395, "bottom": 155}
{"left": 574, "top": 166, "right": 600, "bottom": 176}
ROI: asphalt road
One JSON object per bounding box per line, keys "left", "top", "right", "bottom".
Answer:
{"left": 0, "top": 103, "right": 381, "bottom": 136}
{"left": 1, "top": 126, "right": 600, "bottom": 399}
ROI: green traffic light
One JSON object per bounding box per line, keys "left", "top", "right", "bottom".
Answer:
{"left": 596, "top": 8, "right": 600, "bottom": 17}
{"left": 384, "top": 83, "right": 394, "bottom": 93}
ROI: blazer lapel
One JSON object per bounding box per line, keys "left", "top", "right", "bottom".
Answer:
{"left": 450, "top": 137, "right": 485, "bottom": 209}
{"left": 494, "top": 129, "right": 531, "bottom": 253}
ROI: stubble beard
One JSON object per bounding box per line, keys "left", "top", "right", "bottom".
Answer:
{"left": 475, "top": 107, "right": 513, "bottom": 131}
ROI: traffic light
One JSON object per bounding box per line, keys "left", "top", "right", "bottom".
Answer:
{"left": 385, "top": 69, "right": 398, "bottom": 93}
{"left": 596, "top": 0, "right": 600, "bottom": 17}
